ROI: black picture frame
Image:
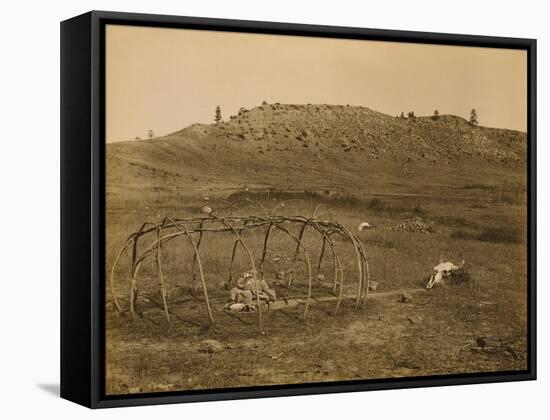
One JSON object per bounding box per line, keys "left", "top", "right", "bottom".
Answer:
{"left": 60, "top": 10, "right": 537, "bottom": 409}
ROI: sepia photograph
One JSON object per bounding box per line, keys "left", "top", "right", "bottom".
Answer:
{"left": 104, "top": 23, "right": 529, "bottom": 396}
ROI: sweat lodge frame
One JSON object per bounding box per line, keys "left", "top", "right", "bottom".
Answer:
{"left": 60, "top": 10, "right": 537, "bottom": 409}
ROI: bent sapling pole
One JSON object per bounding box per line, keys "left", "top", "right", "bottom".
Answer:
{"left": 110, "top": 213, "right": 371, "bottom": 332}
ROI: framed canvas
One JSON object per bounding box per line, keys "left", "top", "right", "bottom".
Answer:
{"left": 60, "top": 11, "right": 536, "bottom": 408}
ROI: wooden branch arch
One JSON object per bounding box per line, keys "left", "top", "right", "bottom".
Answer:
{"left": 109, "top": 215, "right": 371, "bottom": 332}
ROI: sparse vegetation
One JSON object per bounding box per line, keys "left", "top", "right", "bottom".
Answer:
{"left": 449, "top": 228, "right": 479, "bottom": 241}
{"left": 447, "top": 268, "right": 472, "bottom": 286}
{"left": 450, "top": 226, "right": 523, "bottom": 244}
{"left": 432, "top": 109, "right": 440, "bottom": 120}
{"left": 367, "top": 197, "right": 385, "bottom": 211}
{"left": 491, "top": 180, "right": 525, "bottom": 204}
{"left": 477, "top": 226, "right": 523, "bottom": 244}
{"left": 436, "top": 216, "right": 475, "bottom": 229}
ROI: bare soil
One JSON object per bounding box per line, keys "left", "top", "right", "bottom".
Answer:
{"left": 106, "top": 282, "right": 527, "bottom": 395}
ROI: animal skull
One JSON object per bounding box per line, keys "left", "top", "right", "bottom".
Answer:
{"left": 358, "top": 222, "right": 374, "bottom": 231}
{"left": 425, "top": 260, "right": 465, "bottom": 289}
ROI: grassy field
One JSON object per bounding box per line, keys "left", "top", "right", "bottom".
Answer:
{"left": 105, "top": 172, "right": 528, "bottom": 395}
{"left": 105, "top": 104, "right": 527, "bottom": 394}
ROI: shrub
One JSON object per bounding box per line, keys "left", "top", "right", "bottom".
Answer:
{"left": 447, "top": 268, "right": 472, "bottom": 286}
{"left": 367, "top": 197, "right": 386, "bottom": 211}
{"left": 412, "top": 204, "right": 425, "bottom": 216}
{"left": 451, "top": 226, "right": 523, "bottom": 244}
{"left": 436, "top": 216, "right": 473, "bottom": 228}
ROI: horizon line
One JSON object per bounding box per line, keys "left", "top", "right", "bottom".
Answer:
{"left": 106, "top": 103, "right": 526, "bottom": 143}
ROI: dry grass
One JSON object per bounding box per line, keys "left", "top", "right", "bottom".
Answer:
{"left": 105, "top": 188, "right": 528, "bottom": 395}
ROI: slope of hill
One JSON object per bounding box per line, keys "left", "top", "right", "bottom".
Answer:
{"left": 106, "top": 103, "right": 527, "bottom": 199}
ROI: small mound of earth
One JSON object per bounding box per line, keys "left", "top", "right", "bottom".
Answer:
{"left": 391, "top": 217, "right": 435, "bottom": 233}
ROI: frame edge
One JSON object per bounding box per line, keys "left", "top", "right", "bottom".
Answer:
{"left": 60, "top": 11, "right": 94, "bottom": 408}
{"left": 78, "top": 10, "right": 537, "bottom": 408}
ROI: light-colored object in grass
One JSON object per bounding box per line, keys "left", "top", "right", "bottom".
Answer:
{"left": 200, "top": 205, "right": 213, "bottom": 214}
{"left": 358, "top": 221, "right": 374, "bottom": 231}
{"left": 229, "top": 303, "right": 246, "bottom": 312}
{"left": 368, "top": 280, "right": 378, "bottom": 291}
{"left": 425, "top": 260, "right": 465, "bottom": 289}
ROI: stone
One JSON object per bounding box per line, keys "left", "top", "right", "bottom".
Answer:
{"left": 236, "top": 277, "right": 247, "bottom": 289}
{"left": 230, "top": 287, "right": 239, "bottom": 301}
{"left": 407, "top": 315, "right": 423, "bottom": 324}
{"left": 241, "top": 339, "right": 261, "bottom": 350}
{"left": 237, "top": 290, "right": 253, "bottom": 305}
{"left": 229, "top": 303, "right": 246, "bottom": 312}
{"left": 154, "top": 383, "right": 174, "bottom": 392}
{"left": 399, "top": 292, "right": 412, "bottom": 303}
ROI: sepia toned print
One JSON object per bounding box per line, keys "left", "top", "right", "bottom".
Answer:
{"left": 105, "top": 24, "right": 528, "bottom": 395}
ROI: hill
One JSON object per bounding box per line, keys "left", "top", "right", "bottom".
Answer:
{"left": 106, "top": 103, "right": 527, "bottom": 200}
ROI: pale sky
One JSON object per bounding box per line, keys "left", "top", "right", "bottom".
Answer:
{"left": 106, "top": 24, "right": 527, "bottom": 142}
